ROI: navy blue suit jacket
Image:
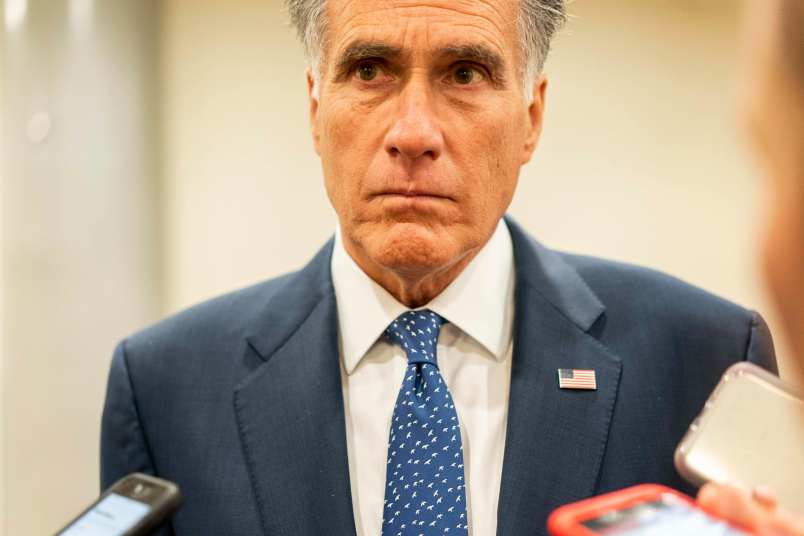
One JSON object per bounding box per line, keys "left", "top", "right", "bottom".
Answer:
{"left": 101, "top": 218, "right": 776, "bottom": 535}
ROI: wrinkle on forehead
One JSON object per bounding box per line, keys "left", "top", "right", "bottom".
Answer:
{"left": 323, "top": 0, "right": 519, "bottom": 69}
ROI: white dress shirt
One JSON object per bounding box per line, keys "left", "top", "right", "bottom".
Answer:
{"left": 332, "top": 219, "right": 515, "bottom": 536}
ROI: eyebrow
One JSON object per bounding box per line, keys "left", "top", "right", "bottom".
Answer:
{"left": 333, "top": 42, "right": 403, "bottom": 80}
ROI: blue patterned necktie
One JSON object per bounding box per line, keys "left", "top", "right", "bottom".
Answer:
{"left": 381, "top": 310, "right": 469, "bottom": 535}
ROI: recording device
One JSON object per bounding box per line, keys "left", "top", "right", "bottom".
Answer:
{"left": 547, "top": 484, "right": 748, "bottom": 535}
{"left": 675, "top": 361, "right": 804, "bottom": 511}
{"left": 54, "top": 473, "right": 182, "bottom": 536}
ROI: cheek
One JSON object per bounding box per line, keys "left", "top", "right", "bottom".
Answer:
{"left": 318, "top": 101, "right": 374, "bottom": 209}
{"left": 465, "top": 109, "right": 526, "bottom": 206}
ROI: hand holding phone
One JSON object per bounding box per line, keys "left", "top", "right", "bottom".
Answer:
{"left": 55, "top": 473, "right": 181, "bottom": 536}
{"left": 547, "top": 484, "right": 748, "bottom": 535}
{"left": 674, "top": 362, "right": 804, "bottom": 512}
{"left": 698, "top": 483, "right": 804, "bottom": 536}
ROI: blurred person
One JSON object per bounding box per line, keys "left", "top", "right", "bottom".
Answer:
{"left": 100, "top": 0, "right": 777, "bottom": 534}
{"left": 697, "top": 0, "right": 804, "bottom": 533}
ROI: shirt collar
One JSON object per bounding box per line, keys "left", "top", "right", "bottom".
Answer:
{"left": 331, "top": 219, "right": 515, "bottom": 375}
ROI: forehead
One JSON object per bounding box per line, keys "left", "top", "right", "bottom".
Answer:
{"left": 325, "top": 0, "right": 520, "bottom": 62}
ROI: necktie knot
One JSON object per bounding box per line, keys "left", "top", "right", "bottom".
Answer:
{"left": 385, "top": 309, "right": 446, "bottom": 366}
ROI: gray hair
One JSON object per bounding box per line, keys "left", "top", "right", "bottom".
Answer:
{"left": 286, "top": 0, "right": 566, "bottom": 100}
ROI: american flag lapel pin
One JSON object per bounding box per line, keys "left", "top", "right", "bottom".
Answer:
{"left": 557, "top": 368, "right": 597, "bottom": 390}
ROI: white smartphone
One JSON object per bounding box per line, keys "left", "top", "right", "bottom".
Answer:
{"left": 674, "top": 362, "right": 804, "bottom": 511}
{"left": 54, "top": 473, "right": 181, "bottom": 536}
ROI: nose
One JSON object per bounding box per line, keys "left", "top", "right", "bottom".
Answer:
{"left": 383, "top": 84, "right": 444, "bottom": 162}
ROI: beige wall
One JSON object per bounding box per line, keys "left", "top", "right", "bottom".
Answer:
{"left": 160, "top": 0, "right": 336, "bottom": 311}
{"left": 1, "top": 2, "right": 6, "bottom": 528}
{"left": 0, "top": 0, "right": 793, "bottom": 534}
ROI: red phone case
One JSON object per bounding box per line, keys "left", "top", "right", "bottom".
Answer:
{"left": 546, "top": 484, "right": 747, "bottom": 536}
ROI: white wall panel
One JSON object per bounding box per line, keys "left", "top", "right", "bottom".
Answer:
{"left": 2, "top": 1, "right": 160, "bottom": 533}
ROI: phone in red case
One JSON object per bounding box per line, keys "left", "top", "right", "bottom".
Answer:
{"left": 547, "top": 484, "right": 749, "bottom": 535}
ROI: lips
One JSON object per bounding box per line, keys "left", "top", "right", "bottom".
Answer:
{"left": 372, "top": 187, "right": 454, "bottom": 201}
{"left": 380, "top": 191, "right": 448, "bottom": 199}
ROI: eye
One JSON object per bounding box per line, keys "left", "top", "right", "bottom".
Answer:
{"left": 356, "top": 62, "right": 380, "bottom": 81}
{"left": 451, "top": 64, "right": 485, "bottom": 85}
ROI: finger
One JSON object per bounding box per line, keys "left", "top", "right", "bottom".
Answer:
{"left": 697, "top": 483, "right": 767, "bottom": 531}
{"left": 752, "top": 486, "right": 779, "bottom": 512}
{"left": 767, "top": 509, "right": 804, "bottom": 536}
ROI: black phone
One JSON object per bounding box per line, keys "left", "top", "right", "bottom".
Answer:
{"left": 54, "top": 473, "right": 182, "bottom": 536}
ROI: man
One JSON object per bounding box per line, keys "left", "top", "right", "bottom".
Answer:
{"left": 696, "top": 0, "right": 804, "bottom": 533}
{"left": 101, "top": 1, "right": 776, "bottom": 534}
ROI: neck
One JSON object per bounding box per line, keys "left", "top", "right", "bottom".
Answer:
{"left": 342, "top": 238, "right": 482, "bottom": 308}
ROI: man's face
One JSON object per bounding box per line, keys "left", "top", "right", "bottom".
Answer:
{"left": 309, "top": 0, "right": 544, "bottom": 280}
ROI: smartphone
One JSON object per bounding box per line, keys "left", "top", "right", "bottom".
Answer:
{"left": 547, "top": 484, "right": 748, "bottom": 535}
{"left": 54, "top": 473, "right": 182, "bottom": 536}
{"left": 675, "top": 361, "right": 804, "bottom": 512}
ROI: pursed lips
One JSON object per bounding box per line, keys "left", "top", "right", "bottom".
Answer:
{"left": 372, "top": 188, "right": 455, "bottom": 202}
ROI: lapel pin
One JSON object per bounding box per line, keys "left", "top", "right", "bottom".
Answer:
{"left": 557, "top": 368, "right": 597, "bottom": 390}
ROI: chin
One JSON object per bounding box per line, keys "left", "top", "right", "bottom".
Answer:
{"left": 367, "top": 221, "right": 462, "bottom": 274}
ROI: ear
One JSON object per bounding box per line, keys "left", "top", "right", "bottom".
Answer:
{"left": 521, "top": 74, "right": 548, "bottom": 165}
{"left": 307, "top": 68, "right": 321, "bottom": 155}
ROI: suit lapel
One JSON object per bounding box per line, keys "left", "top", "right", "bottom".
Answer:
{"left": 497, "top": 220, "right": 623, "bottom": 536}
{"left": 233, "top": 241, "right": 357, "bottom": 536}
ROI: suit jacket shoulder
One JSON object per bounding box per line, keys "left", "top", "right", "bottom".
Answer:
{"left": 122, "top": 240, "right": 334, "bottom": 373}
{"left": 101, "top": 241, "right": 340, "bottom": 536}
{"left": 559, "top": 250, "right": 776, "bottom": 374}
